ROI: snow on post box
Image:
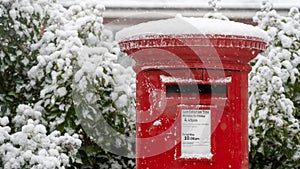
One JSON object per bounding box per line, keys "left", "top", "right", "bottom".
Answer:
{"left": 117, "top": 16, "right": 267, "bottom": 169}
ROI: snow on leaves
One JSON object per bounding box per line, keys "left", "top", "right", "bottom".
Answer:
{"left": 1, "top": 0, "right": 135, "bottom": 168}
{"left": 249, "top": 1, "right": 300, "bottom": 168}
{"left": 26, "top": 0, "right": 135, "bottom": 160}
{"left": 0, "top": 105, "right": 81, "bottom": 169}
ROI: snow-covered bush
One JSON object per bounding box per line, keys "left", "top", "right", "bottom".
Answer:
{"left": 0, "top": 0, "right": 46, "bottom": 118}
{"left": 1, "top": 0, "right": 135, "bottom": 168}
{"left": 249, "top": 1, "right": 300, "bottom": 168}
{"left": 0, "top": 105, "right": 81, "bottom": 169}
{"left": 29, "top": 2, "right": 135, "bottom": 167}
{"left": 29, "top": 0, "right": 135, "bottom": 133}
{"left": 0, "top": 0, "right": 82, "bottom": 168}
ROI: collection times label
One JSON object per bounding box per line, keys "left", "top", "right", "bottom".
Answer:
{"left": 181, "top": 109, "right": 211, "bottom": 158}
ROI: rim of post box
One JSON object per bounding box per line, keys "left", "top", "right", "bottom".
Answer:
{"left": 119, "top": 34, "right": 266, "bottom": 71}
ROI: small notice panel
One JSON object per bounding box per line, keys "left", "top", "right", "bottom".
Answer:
{"left": 181, "top": 109, "right": 212, "bottom": 159}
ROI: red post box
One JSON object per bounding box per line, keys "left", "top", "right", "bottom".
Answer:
{"left": 117, "top": 17, "right": 266, "bottom": 169}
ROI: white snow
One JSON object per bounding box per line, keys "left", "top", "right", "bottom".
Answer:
{"left": 56, "top": 87, "right": 68, "bottom": 97}
{"left": 0, "top": 105, "right": 81, "bottom": 169}
{"left": 153, "top": 120, "right": 162, "bottom": 126}
{"left": 115, "top": 94, "right": 128, "bottom": 108}
{"left": 116, "top": 15, "right": 267, "bottom": 41}
{"left": 160, "top": 75, "right": 205, "bottom": 83}
{"left": 279, "top": 34, "right": 293, "bottom": 48}
{"left": 180, "top": 152, "right": 213, "bottom": 159}
{"left": 209, "top": 77, "right": 232, "bottom": 83}
{"left": 0, "top": 117, "right": 9, "bottom": 126}
{"left": 2, "top": 0, "right": 136, "bottom": 168}
{"left": 249, "top": 5, "right": 300, "bottom": 166}
{"left": 160, "top": 75, "right": 232, "bottom": 84}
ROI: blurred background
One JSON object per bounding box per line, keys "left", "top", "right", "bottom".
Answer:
{"left": 59, "top": 0, "right": 300, "bottom": 32}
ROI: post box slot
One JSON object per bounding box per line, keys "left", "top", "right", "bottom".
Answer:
{"left": 166, "top": 84, "right": 227, "bottom": 96}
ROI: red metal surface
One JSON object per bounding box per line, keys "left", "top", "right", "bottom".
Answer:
{"left": 119, "top": 34, "right": 266, "bottom": 169}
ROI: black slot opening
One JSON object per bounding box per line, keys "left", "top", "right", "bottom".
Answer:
{"left": 166, "top": 84, "right": 227, "bottom": 96}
